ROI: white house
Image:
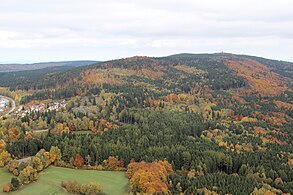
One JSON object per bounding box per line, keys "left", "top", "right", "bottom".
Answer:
{"left": 0, "top": 100, "right": 6, "bottom": 108}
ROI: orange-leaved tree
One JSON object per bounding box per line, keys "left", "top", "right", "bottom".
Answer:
{"left": 73, "top": 154, "right": 84, "bottom": 167}
{"left": 127, "top": 160, "right": 174, "bottom": 194}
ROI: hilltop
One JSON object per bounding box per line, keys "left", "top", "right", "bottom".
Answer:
{"left": 4, "top": 53, "right": 291, "bottom": 101}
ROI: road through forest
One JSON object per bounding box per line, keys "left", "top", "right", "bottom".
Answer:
{"left": 0, "top": 95, "right": 16, "bottom": 118}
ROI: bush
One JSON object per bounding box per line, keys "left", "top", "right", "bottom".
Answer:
{"left": 18, "top": 165, "right": 38, "bottom": 184}
{"left": 61, "top": 180, "right": 104, "bottom": 195}
{"left": 0, "top": 151, "right": 12, "bottom": 167}
{"left": 10, "top": 177, "right": 20, "bottom": 191}
{"left": 80, "top": 183, "right": 103, "bottom": 195}
{"left": 18, "top": 162, "right": 29, "bottom": 172}
{"left": 6, "top": 160, "right": 20, "bottom": 176}
{"left": 3, "top": 183, "right": 11, "bottom": 193}
{"left": 73, "top": 154, "right": 85, "bottom": 167}
{"left": 29, "top": 156, "right": 44, "bottom": 172}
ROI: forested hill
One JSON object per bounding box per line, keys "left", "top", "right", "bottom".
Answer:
{"left": 7, "top": 53, "right": 292, "bottom": 101}
{"left": 0, "top": 60, "right": 98, "bottom": 72}
{"left": 1, "top": 53, "right": 293, "bottom": 194}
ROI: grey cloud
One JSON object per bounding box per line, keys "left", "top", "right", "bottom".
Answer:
{"left": 0, "top": 0, "right": 292, "bottom": 62}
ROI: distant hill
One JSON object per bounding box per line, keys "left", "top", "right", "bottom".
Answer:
{"left": 0, "top": 60, "right": 98, "bottom": 72}
{"left": 1, "top": 53, "right": 292, "bottom": 98}
{"left": 0, "top": 61, "right": 100, "bottom": 90}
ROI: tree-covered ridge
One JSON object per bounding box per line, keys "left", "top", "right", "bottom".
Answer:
{"left": 0, "top": 53, "right": 292, "bottom": 194}
{"left": 0, "top": 61, "right": 97, "bottom": 72}
{"left": 240, "top": 54, "right": 293, "bottom": 79}
{"left": 0, "top": 66, "right": 77, "bottom": 90}
{"left": 5, "top": 53, "right": 291, "bottom": 101}
{"left": 224, "top": 57, "right": 288, "bottom": 96}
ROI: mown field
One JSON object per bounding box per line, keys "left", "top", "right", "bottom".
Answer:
{"left": 0, "top": 167, "right": 129, "bottom": 195}
{"left": 0, "top": 168, "right": 12, "bottom": 192}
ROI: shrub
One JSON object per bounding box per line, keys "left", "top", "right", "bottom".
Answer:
{"left": 6, "top": 160, "right": 19, "bottom": 176}
{"left": 73, "top": 154, "right": 85, "bottom": 167}
{"left": 49, "top": 146, "right": 62, "bottom": 164}
{"left": 3, "top": 183, "right": 11, "bottom": 193}
{"left": 61, "top": 180, "right": 104, "bottom": 195}
{"left": 29, "top": 156, "right": 44, "bottom": 172}
{"left": 0, "top": 151, "right": 12, "bottom": 167}
{"left": 80, "top": 182, "right": 103, "bottom": 195}
{"left": 18, "top": 162, "right": 29, "bottom": 172}
{"left": 10, "top": 177, "right": 20, "bottom": 191}
{"left": 18, "top": 165, "right": 38, "bottom": 184}
{"left": 35, "top": 149, "right": 51, "bottom": 168}
{"left": 107, "top": 156, "right": 118, "bottom": 171}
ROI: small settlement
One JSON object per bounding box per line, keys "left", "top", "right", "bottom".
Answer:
{"left": 15, "top": 100, "right": 67, "bottom": 118}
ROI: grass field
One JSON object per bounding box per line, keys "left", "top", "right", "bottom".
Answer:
{"left": 0, "top": 167, "right": 129, "bottom": 195}
{"left": 0, "top": 168, "right": 12, "bottom": 191}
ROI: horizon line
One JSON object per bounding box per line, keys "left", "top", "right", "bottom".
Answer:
{"left": 0, "top": 52, "right": 292, "bottom": 64}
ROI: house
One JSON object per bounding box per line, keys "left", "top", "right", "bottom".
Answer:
{"left": 0, "top": 100, "right": 6, "bottom": 108}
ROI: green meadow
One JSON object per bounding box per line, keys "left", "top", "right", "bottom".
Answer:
{"left": 0, "top": 167, "right": 129, "bottom": 195}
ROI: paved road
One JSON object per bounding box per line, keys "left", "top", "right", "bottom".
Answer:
{"left": 0, "top": 95, "right": 16, "bottom": 118}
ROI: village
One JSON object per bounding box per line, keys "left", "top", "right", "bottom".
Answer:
{"left": 15, "top": 100, "right": 67, "bottom": 118}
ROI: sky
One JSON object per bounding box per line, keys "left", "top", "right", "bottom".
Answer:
{"left": 0, "top": 0, "right": 293, "bottom": 63}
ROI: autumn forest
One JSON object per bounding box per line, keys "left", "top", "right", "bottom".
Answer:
{"left": 0, "top": 53, "right": 292, "bottom": 194}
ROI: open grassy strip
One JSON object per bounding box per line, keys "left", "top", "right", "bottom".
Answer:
{"left": 0, "top": 167, "right": 129, "bottom": 195}
{"left": 0, "top": 168, "right": 13, "bottom": 192}
{"left": 71, "top": 130, "right": 94, "bottom": 135}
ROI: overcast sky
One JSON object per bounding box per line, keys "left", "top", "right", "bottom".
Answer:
{"left": 0, "top": 0, "right": 293, "bottom": 63}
